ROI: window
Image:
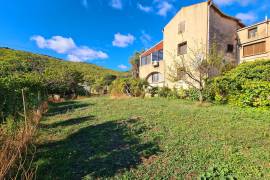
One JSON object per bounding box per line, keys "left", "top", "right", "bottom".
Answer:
{"left": 248, "top": 27, "right": 257, "bottom": 39}
{"left": 158, "top": 49, "right": 163, "bottom": 60}
{"left": 152, "top": 49, "right": 163, "bottom": 62}
{"left": 141, "top": 56, "right": 146, "bottom": 65}
{"left": 178, "top": 42, "right": 187, "bottom": 55}
{"left": 178, "top": 21, "right": 185, "bottom": 34}
{"left": 243, "top": 41, "right": 266, "bottom": 57}
{"left": 152, "top": 73, "right": 159, "bottom": 83}
{"left": 152, "top": 51, "right": 158, "bottom": 61}
{"left": 147, "top": 72, "right": 163, "bottom": 83}
{"left": 227, "top": 44, "right": 234, "bottom": 53}
{"left": 141, "top": 54, "right": 151, "bottom": 65}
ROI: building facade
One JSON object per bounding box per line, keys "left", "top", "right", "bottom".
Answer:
{"left": 237, "top": 20, "right": 270, "bottom": 63}
{"left": 139, "top": 41, "right": 165, "bottom": 87}
{"left": 139, "top": 0, "right": 244, "bottom": 88}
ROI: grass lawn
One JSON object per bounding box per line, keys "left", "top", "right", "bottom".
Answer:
{"left": 34, "top": 97, "right": 270, "bottom": 179}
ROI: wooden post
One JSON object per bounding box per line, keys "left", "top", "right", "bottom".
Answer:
{"left": 22, "top": 89, "right": 27, "bottom": 125}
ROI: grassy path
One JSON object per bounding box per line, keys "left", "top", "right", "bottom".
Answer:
{"left": 34, "top": 97, "right": 270, "bottom": 179}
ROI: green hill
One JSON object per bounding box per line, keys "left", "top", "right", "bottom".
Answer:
{"left": 0, "top": 47, "right": 127, "bottom": 82}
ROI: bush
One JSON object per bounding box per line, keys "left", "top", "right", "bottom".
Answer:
{"left": 110, "top": 77, "right": 148, "bottom": 97}
{"left": 147, "top": 87, "right": 159, "bottom": 97}
{"left": 186, "top": 88, "right": 200, "bottom": 101}
{"left": 208, "top": 60, "right": 270, "bottom": 107}
{"left": 158, "top": 87, "right": 171, "bottom": 98}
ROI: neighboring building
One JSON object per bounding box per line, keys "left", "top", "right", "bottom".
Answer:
{"left": 139, "top": 0, "right": 244, "bottom": 88}
{"left": 139, "top": 41, "right": 165, "bottom": 87}
{"left": 237, "top": 20, "right": 270, "bottom": 63}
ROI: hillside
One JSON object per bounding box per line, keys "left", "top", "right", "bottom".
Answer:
{"left": 0, "top": 47, "right": 127, "bottom": 81}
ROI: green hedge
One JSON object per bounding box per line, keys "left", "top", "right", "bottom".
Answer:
{"left": 210, "top": 60, "right": 270, "bottom": 107}
{"left": 0, "top": 73, "right": 45, "bottom": 120}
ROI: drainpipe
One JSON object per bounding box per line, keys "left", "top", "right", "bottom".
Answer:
{"left": 207, "top": 0, "right": 213, "bottom": 55}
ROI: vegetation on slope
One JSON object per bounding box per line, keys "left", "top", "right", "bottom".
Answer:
{"left": 0, "top": 47, "right": 125, "bottom": 83}
{"left": 34, "top": 97, "right": 270, "bottom": 179}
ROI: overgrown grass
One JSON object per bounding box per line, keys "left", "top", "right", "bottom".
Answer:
{"left": 34, "top": 97, "right": 270, "bottom": 179}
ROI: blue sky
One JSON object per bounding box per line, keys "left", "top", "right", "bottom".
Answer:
{"left": 0, "top": 0, "right": 269, "bottom": 71}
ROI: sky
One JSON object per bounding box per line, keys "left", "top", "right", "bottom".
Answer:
{"left": 0, "top": 0, "right": 269, "bottom": 71}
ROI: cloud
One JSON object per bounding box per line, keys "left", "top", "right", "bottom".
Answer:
{"left": 68, "top": 46, "right": 108, "bottom": 62}
{"left": 110, "top": 0, "right": 122, "bottom": 9}
{"left": 31, "top": 35, "right": 108, "bottom": 62}
{"left": 112, "top": 33, "right": 135, "bottom": 48}
{"left": 137, "top": 3, "right": 152, "bottom": 13}
{"left": 118, "top": 64, "right": 128, "bottom": 70}
{"left": 156, "top": 1, "right": 173, "bottom": 17}
{"left": 81, "top": 0, "right": 88, "bottom": 8}
{"left": 236, "top": 12, "right": 257, "bottom": 24}
{"left": 31, "top": 35, "right": 76, "bottom": 53}
{"left": 140, "top": 31, "right": 152, "bottom": 48}
{"left": 214, "top": 0, "right": 254, "bottom": 7}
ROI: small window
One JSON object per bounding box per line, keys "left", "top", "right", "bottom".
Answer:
{"left": 178, "top": 21, "right": 185, "bottom": 34}
{"left": 227, "top": 44, "right": 234, "bottom": 53}
{"left": 178, "top": 42, "right": 187, "bottom": 55}
{"left": 248, "top": 27, "right": 257, "bottom": 39}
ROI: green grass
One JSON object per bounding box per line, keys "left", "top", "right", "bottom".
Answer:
{"left": 34, "top": 97, "right": 270, "bottom": 179}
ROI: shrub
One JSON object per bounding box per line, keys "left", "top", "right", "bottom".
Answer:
{"left": 110, "top": 77, "right": 148, "bottom": 97}
{"left": 209, "top": 59, "right": 270, "bottom": 107}
{"left": 148, "top": 86, "right": 159, "bottom": 97}
{"left": 177, "top": 88, "right": 188, "bottom": 99}
{"left": 158, "top": 87, "right": 172, "bottom": 98}
{"left": 186, "top": 88, "right": 200, "bottom": 101}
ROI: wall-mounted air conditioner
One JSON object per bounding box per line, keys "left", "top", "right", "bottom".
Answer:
{"left": 152, "top": 61, "right": 159, "bottom": 67}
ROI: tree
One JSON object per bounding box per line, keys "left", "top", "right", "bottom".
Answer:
{"left": 129, "top": 51, "right": 141, "bottom": 78}
{"left": 168, "top": 42, "right": 230, "bottom": 103}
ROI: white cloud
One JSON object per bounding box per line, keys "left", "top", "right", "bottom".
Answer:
{"left": 110, "top": 0, "right": 122, "bottom": 9}
{"left": 236, "top": 12, "right": 257, "bottom": 24}
{"left": 30, "top": 35, "right": 47, "bottom": 48}
{"left": 81, "top": 0, "right": 88, "bottom": 8}
{"left": 68, "top": 46, "right": 108, "bottom": 62}
{"left": 31, "top": 35, "right": 76, "bottom": 54}
{"left": 112, "top": 33, "right": 135, "bottom": 48}
{"left": 31, "top": 35, "right": 108, "bottom": 62}
{"left": 118, "top": 64, "right": 128, "bottom": 70}
{"left": 156, "top": 1, "right": 173, "bottom": 17}
{"left": 137, "top": 3, "right": 152, "bottom": 13}
{"left": 140, "top": 31, "right": 152, "bottom": 48}
{"left": 214, "top": 0, "right": 254, "bottom": 7}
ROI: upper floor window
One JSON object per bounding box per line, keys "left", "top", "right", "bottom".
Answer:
{"left": 178, "top": 42, "right": 187, "bottom": 55}
{"left": 141, "top": 54, "right": 151, "bottom": 66}
{"left": 152, "top": 49, "right": 163, "bottom": 62}
{"left": 158, "top": 49, "right": 163, "bottom": 60}
{"left": 178, "top": 21, "right": 185, "bottom": 34}
{"left": 243, "top": 41, "right": 266, "bottom": 57}
{"left": 248, "top": 27, "right": 257, "bottom": 39}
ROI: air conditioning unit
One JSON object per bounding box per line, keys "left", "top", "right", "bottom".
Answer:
{"left": 152, "top": 61, "right": 159, "bottom": 67}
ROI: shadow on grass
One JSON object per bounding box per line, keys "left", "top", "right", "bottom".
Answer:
{"left": 35, "top": 118, "right": 160, "bottom": 179}
{"left": 45, "top": 101, "right": 94, "bottom": 116}
{"left": 40, "top": 115, "right": 96, "bottom": 129}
